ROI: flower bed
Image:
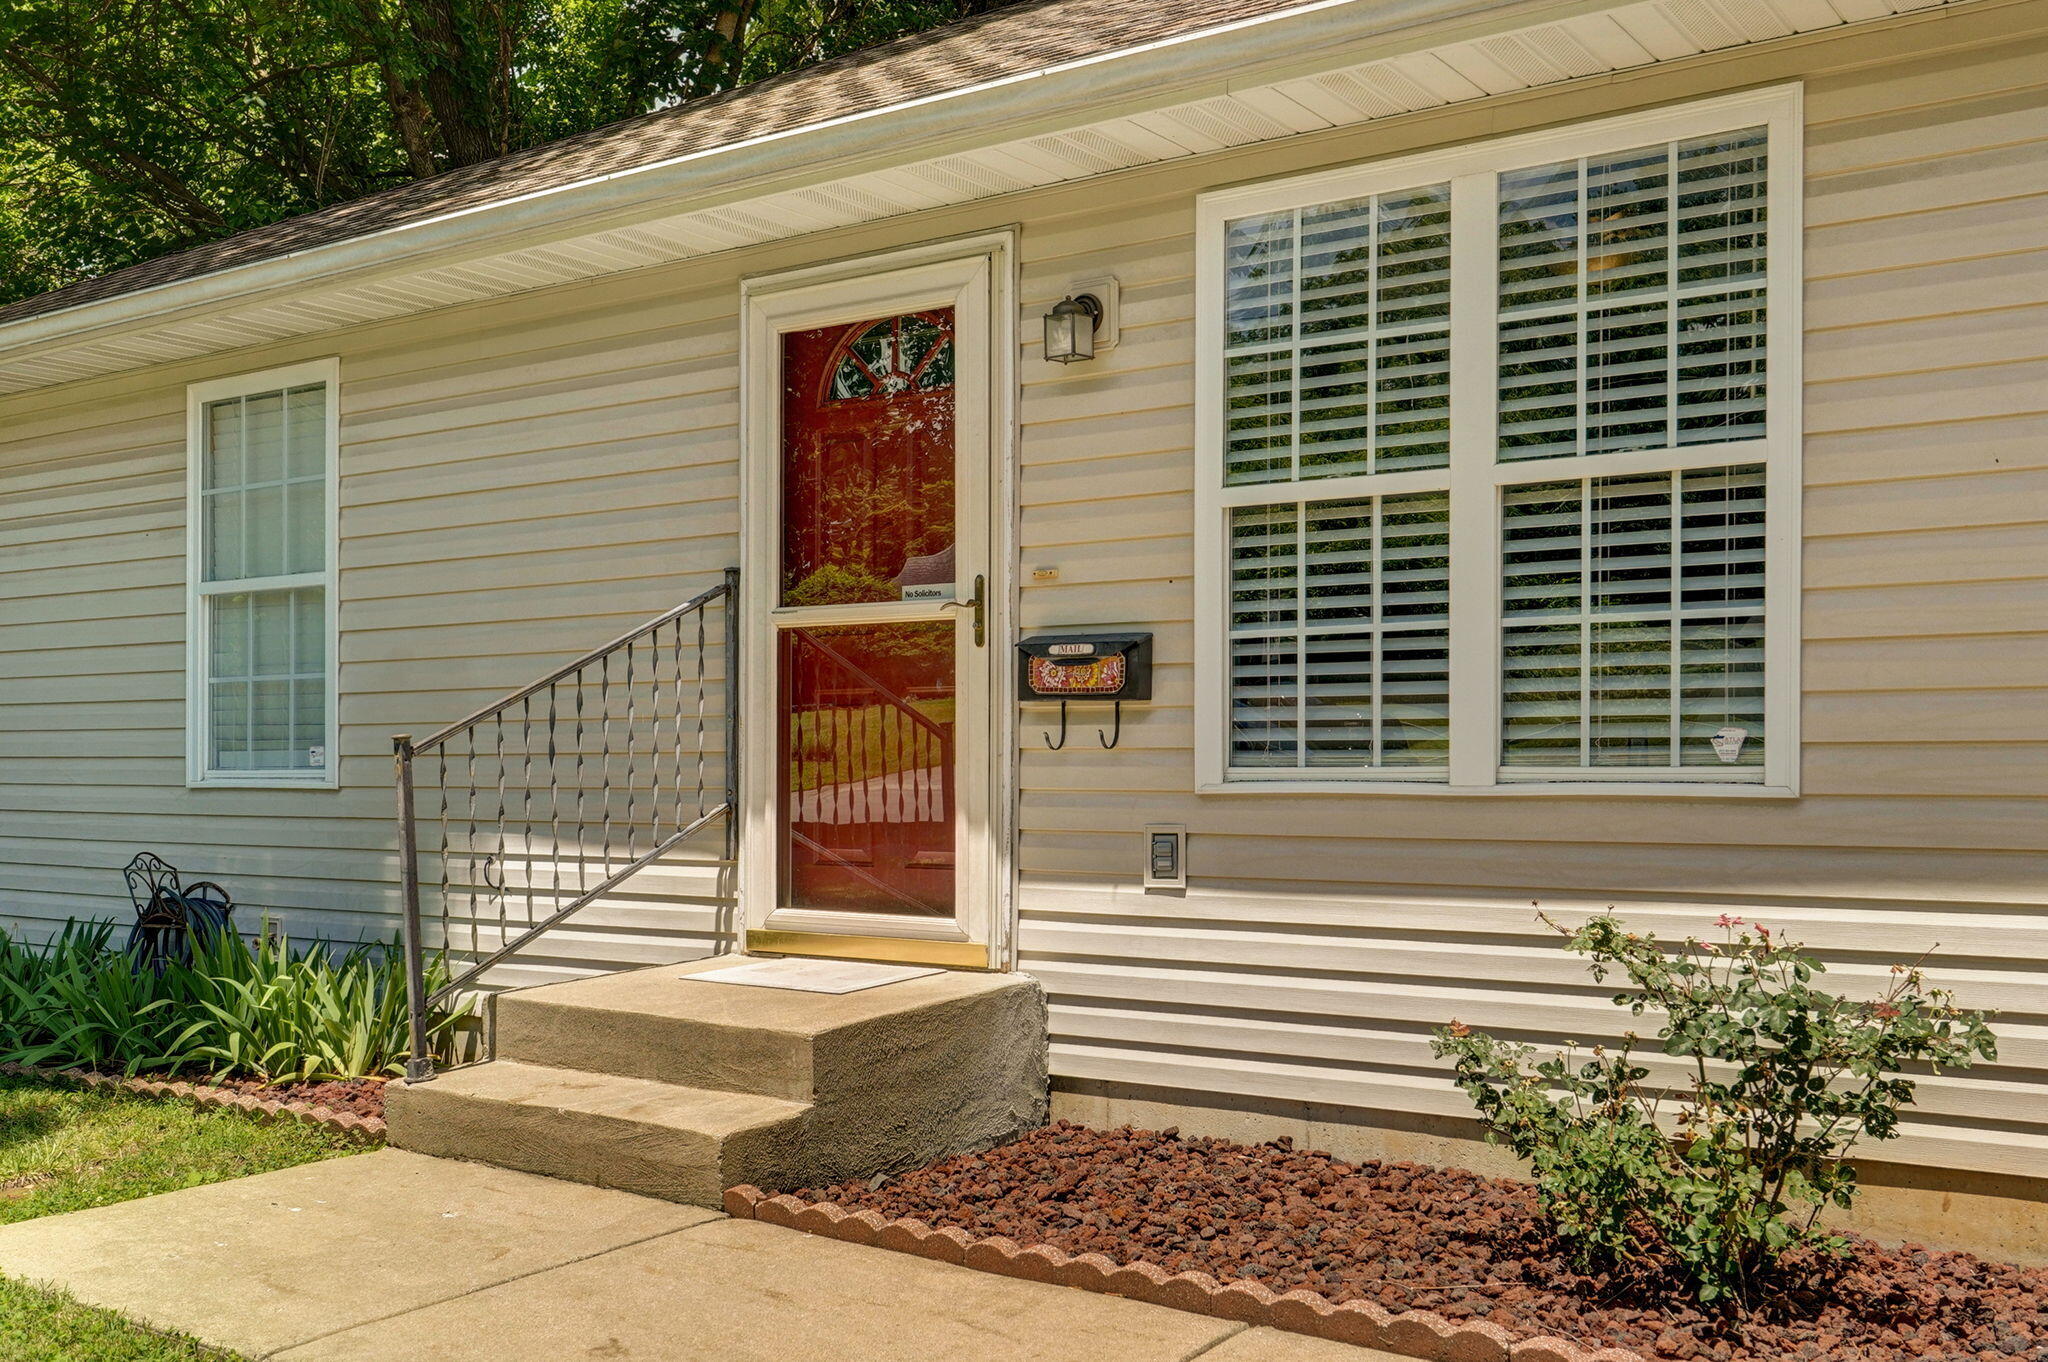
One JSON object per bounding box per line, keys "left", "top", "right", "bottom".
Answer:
{"left": 193, "top": 1075, "right": 386, "bottom": 1122}
{"left": 741, "top": 1122, "right": 2045, "bottom": 1362}
{"left": 0, "top": 1062, "right": 384, "bottom": 1142}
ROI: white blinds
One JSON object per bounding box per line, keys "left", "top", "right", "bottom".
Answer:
{"left": 1497, "top": 129, "right": 1767, "bottom": 463}
{"left": 1206, "top": 102, "right": 1784, "bottom": 787}
{"left": 1499, "top": 464, "right": 1765, "bottom": 772}
{"left": 1223, "top": 184, "right": 1452, "bottom": 484}
{"left": 1228, "top": 492, "right": 1450, "bottom": 772}
{"left": 206, "top": 587, "right": 328, "bottom": 772}
{"left": 203, "top": 386, "right": 326, "bottom": 581}
{"left": 200, "top": 384, "right": 328, "bottom": 774}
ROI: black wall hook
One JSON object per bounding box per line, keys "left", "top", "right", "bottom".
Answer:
{"left": 1044, "top": 701, "right": 1070, "bottom": 750}
{"left": 1098, "top": 700, "right": 1122, "bottom": 749}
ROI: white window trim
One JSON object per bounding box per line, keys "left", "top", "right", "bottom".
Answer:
{"left": 1193, "top": 86, "right": 1802, "bottom": 797}
{"left": 185, "top": 358, "right": 341, "bottom": 789}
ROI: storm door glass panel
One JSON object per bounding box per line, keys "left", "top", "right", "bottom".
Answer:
{"left": 777, "top": 623, "right": 956, "bottom": 917}
{"left": 780, "top": 309, "right": 957, "bottom": 606}
{"left": 774, "top": 304, "right": 962, "bottom": 917}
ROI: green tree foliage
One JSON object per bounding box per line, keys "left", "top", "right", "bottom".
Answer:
{"left": 1432, "top": 914, "right": 1996, "bottom": 1308}
{"left": 0, "top": 0, "right": 1011, "bottom": 306}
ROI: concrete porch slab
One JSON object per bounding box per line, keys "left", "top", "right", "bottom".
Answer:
{"left": 277, "top": 1216, "right": 1241, "bottom": 1362}
{"left": 488, "top": 956, "right": 1047, "bottom": 1103}
{"left": 0, "top": 1149, "right": 712, "bottom": 1358}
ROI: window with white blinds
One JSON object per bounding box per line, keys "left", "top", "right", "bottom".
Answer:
{"left": 1500, "top": 466, "right": 1766, "bottom": 773}
{"left": 1498, "top": 130, "right": 1767, "bottom": 463}
{"left": 1198, "top": 89, "right": 1797, "bottom": 792}
{"left": 1220, "top": 180, "right": 1456, "bottom": 778}
{"left": 1224, "top": 185, "right": 1452, "bottom": 484}
{"left": 1229, "top": 492, "right": 1450, "bottom": 773}
{"left": 188, "top": 364, "right": 338, "bottom": 786}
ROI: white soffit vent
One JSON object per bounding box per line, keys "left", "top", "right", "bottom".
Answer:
{"left": 0, "top": 0, "right": 1961, "bottom": 395}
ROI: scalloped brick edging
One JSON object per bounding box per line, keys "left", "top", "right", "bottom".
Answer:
{"left": 722, "top": 1185, "right": 1646, "bottom": 1362}
{"left": 0, "top": 1061, "right": 385, "bottom": 1144}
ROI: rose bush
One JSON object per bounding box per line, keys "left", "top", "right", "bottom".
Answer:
{"left": 1432, "top": 913, "right": 1996, "bottom": 1306}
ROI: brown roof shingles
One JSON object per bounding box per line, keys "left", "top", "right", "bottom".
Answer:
{"left": 0, "top": 0, "right": 1318, "bottom": 330}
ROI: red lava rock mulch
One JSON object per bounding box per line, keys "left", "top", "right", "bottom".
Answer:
{"left": 198, "top": 1075, "right": 386, "bottom": 1121}
{"left": 0, "top": 1061, "right": 385, "bottom": 1142}
{"left": 766, "top": 1121, "right": 2046, "bottom": 1362}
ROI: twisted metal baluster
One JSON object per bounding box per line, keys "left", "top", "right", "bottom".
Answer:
{"left": 494, "top": 712, "right": 508, "bottom": 955}
{"left": 520, "top": 694, "right": 534, "bottom": 931}
{"left": 465, "top": 728, "right": 480, "bottom": 958}
{"left": 599, "top": 652, "right": 613, "bottom": 884}
{"left": 673, "top": 619, "right": 687, "bottom": 834}
{"left": 649, "top": 620, "right": 666, "bottom": 846}
{"left": 623, "top": 634, "right": 638, "bottom": 870}
{"left": 573, "top": 669, "right": 587, "bottom": 900}
{"left": 694, "top": 606, "right": 708, "bottom": 821}
{"left": 547, "top": 682, "right": 562, "bottom": 923}
{"left": 436, "top": 748, "right": 450, "bottom": 953}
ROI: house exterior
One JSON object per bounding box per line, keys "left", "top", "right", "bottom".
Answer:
{"left": 3, "top": 0, "right": 2045, "bottom": 1255}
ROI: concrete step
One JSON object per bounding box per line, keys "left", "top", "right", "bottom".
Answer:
{"left": 385, "top": 1060, "right": 809, "bottom": 1207}
{"left": 492, "top": 955, "right": 1038, "bottom": 1102}
{"left": 388, "top": 956, "right": 1049, "bottom": 1206}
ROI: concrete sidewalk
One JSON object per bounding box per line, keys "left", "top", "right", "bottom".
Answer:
{"left": 0, "top": 1149, "right": 1401, "bottom": 1362}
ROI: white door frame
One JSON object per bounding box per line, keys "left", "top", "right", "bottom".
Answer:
{"left": 737, "top": 230, "right": 1016, "bottom": 969}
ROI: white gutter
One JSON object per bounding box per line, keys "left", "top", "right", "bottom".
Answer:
{"left": 0, "top": 0, "right": 1600, "bottom": 366}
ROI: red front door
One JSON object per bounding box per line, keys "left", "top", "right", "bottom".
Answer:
{"left": 775, "top": 309, "right": 960, "bottom": 917}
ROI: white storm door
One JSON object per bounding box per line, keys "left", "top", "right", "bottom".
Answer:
{"left": 739, "top": 239, "right": 1009, "bottom": 968}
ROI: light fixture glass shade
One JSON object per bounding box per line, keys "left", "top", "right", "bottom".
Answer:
{"left": 1043, "top": 295, "right": 1097, "bottom": 364}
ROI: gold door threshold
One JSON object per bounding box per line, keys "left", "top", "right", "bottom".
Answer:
{"left": 747, "top": 930, "right": 988, "bottom": 970}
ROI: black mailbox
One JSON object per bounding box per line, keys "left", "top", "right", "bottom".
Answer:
{"left": 1017, "top": 632, "right": 1152, "bottom": 701}
{"left": 1016, "top": 632, "right": 1151, "bottom": 750}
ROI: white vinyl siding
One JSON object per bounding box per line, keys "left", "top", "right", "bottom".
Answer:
{"left": 1196, "top": 87, "right": 1800, "bottom": 793}
{"left": 187, "top": 364, "right": 338, "bottom": 786}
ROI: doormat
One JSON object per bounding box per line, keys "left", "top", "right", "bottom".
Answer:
{"left": 688, "top": 958, "right": 942, "bottom": 994}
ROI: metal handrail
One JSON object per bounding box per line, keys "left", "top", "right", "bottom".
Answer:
{"left": 394, "top": 567, "right": 739, "bottom": 1081}
{"left": 409, "top": 578, "right": 737, "bottom": 755}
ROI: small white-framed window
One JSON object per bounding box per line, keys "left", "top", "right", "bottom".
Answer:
{"left": 1194, "top": 87, "right": 1800, "bottom": 796}
{"left": 186, "top": 360, "right": 339, "bottom": 787}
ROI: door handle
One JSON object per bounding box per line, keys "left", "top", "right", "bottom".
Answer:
{"left": 943, "top": 573, "right": 986, "bottom": 648}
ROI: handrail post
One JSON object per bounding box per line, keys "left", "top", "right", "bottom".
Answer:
{"left": 393, "top": 734, "right": 435, "bottom": 1083}
{"left": 722, "top": 566, "right": 741, "bottom": 863}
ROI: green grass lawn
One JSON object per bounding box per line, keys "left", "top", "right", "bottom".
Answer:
{"left": 0, "top": 1276, "right": 231, "bottom": 1362}
{"left": 0, "top": 1074, "right": 363, "bottom": 1360}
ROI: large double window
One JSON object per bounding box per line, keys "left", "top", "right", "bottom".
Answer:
{"left": 186, "top": 361, "right": 338, "bottom": 787}
{"left": 1196, "top": 89, "right": 1798, "bottom": 793}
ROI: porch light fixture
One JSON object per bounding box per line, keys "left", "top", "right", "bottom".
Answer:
{"left": 1042, "top": 293, "right": 1103, "bottom": 364}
